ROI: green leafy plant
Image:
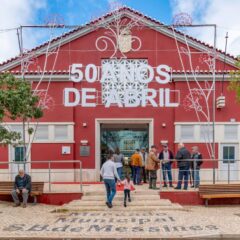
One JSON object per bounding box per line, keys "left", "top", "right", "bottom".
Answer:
{"left": 228, "top": 57, "right": 240, "bottom": 102}
{"left": 0, "top": 73, "right": 43, "bottom": 145}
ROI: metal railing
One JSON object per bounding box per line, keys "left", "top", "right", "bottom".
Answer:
{"left": 0, "top": 160, "right": 83, "bottom": 193}
{"left": 158, "top": 158, "right": 240, "bottom": 191}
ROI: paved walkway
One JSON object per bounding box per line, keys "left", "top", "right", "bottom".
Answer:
{"left": 0, "top": 183, "right": 239, "bottom": 239}
{"left": 0, "top": 201, "right": 240, "bottom": 238}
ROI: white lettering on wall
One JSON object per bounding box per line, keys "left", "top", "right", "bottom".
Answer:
{"left": 105, "top": 90, "right": 123, "bottom": 108}
{"left": 64, "top": 88, "right": 80, "bottom": 107}
{"left": 64, "top": 62, "right": 180, "bottom": 108}
{"left": 81, "top": 88, "right": 96, "bottom": 107}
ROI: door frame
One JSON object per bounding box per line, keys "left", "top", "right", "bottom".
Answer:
{"left": 95, "top": 118, "right": 154, "bottom": 181}
{"left": 8, "top": 145, "right": 31, "bottom": 180}
{"left": 219, "top": 143, "right": 239, "bottom": 181}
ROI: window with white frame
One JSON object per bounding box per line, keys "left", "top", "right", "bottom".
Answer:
{"left": 224, "top": 125, "right": 238, "bottom": 140}
{"left": 54, "top": 125, "right": 68, "bottom": 140}
{"left": 35, "top": 125, "right": 49, "bottom": 140}
{"left": 180, "top": 125, "right": 194, "bottom": 141}
{"left": 200, "top": 125, "right": 213, "bottom": 142}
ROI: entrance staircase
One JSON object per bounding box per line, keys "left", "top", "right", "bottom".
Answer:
{"left": 59, "top": 184, "right": 183, "bottom": 211}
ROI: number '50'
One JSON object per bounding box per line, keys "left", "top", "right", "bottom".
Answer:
{"left": 70, "top": 64, "right": 98, "bottom": 83}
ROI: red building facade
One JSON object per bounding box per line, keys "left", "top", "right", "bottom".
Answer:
{"left": 0, "top": 7, "right": 239, "bottom": 183}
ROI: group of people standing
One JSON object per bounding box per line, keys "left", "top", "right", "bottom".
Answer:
{"left": 100, "top": 143, "right": 203, "bottom": 208}
{"left": 128, "top": 143, "right": 203, "bottom": 190}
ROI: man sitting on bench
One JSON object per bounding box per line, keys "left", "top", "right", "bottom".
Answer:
{"left": 11, "top": 169, "right": 31, "bottom": 208}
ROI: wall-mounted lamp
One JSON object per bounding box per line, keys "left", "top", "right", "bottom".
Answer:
{"left": 160, "top": 140, "right": 168, "bottom": 145}
{"left": 230, "top": 118, "right": 236, "bottom": 122}
{"left": 82, "top": 122, "right": 87, "bottom": 128}
{"left": 80, "top": 140, "right": 88, "bottom": 145}
{"left": 162, "top": 123, "right": 166, "bottom": 128}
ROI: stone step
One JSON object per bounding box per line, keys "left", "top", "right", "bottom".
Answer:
{"left": 81, "top": 194, "right": 161, "bottom": 201}
{"left": 84, "top": 190, "right": 160, "bottom": 196}
{"left": 67, "top": 199, "right": 172, "bottom": 207}
{"left": 60, "top": 204, "right": 183, "bottom": 212}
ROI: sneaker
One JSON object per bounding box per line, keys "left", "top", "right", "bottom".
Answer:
{"left": 13, "top": 203, "right": 21, "bottom": 207}
{"left": 124, "top": 202, "right": 127, "bottom": 207}
{"left": 169, "top": 185, "right": 174, "bottom": 188}
{"left": 191, "top": 185, "right": 195, "bottom": 188}
{"left": 22, "top": 203, "right": 27, "bottom": 208}
{"left": 108, "top": 203, "right": 113, "bottom": 208}
{"left": 128, "top": 198, "right": 131, "bottom": 202}
{"left": 174, "top": 187, "right": 181, "bottom": 190}
{"left": 163, "top": 185, "right": 168, "bottom": 188}
{"left": 183, "top": 188, "right": 188, "bottom": 190}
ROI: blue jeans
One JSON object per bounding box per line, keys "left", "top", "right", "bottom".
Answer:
{"left": 117, "top": 167, "right": 123, "bottom": 180}
{"left": 133, "top": 166, "right": 141, "bottom": 184}
{"left": 177, "top": 166, "right": 190, "bottom": 189}
{"left": 191, "top": 168, "right": 200, "bottom": 187}
{"left": 162, "top": 163, "right": 173, "bottom": 186}
{"left": 103, "top": 179, "right": 116, "bottom": 204}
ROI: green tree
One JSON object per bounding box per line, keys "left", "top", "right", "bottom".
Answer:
{"left": 228, "top": 57, "right": 240, "bottom": 102}
{"left": 0, "top": 73, "right": 43, "bottom": 145}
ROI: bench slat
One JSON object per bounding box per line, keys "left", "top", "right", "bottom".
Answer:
{"left": 0, "top": 182, "right": 44, "bottom": 197}
{"left": 199, "top": 184, "right": 240, "bottom": 206}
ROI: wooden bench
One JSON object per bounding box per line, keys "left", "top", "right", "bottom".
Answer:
{"left": 199, "top": 184, "right": 240, "bottom": 206}
{"left": 0, "top": 181, "right": 44, "bottom": 204}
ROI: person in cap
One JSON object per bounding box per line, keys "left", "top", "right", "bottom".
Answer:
{"left": 100, "top": 152, "right": 121, "bottom": 208}
{"left": 175, "top": 143, "right": 191, "bottom": 190}
{"left": 159, "top": 143, "right": 174, "bottom": 187}
{"left": 130, "top": 149, "right": 142, "bottom": 185}
{"left": 190, "top": 146, "right": 203, "bottom": 188}
{"left": 145, "top": 145, "right": 160, "bottom": 189}
{"left": 140, "top": 147, "right": 148, "bottom": 183}
{"left": 11, "top": 169, "right": 31, "bottom": 208}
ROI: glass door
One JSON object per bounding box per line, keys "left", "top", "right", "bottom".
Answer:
{"left": 100, "top": 125, "right": 149, "bottom": 167}
{"left": 11, "top": 146, "right": 28, "bottom": 180}
{"left": 219, "top": 144, "right": 238, "bottom": 181}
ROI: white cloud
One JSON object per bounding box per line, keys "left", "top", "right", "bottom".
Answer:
{"left": 171, "top": 0, "right": 240, "bottom": 56}
{"left": 0, "top": 0, "right": 46, "bottom": 64}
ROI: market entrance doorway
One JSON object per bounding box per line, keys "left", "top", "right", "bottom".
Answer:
{"left": 100, "top": 124, "right": 149, "bottom": 178}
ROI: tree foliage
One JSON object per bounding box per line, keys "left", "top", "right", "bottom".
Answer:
{"left": 228, "top": 57, "right": 240, "bottom": 102}
{"left": 0, "top": 73, "right": 43, "bottom": 145}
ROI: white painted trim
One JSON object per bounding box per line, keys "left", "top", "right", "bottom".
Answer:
{"left": 175, "top": 122, "right": 240, "bottom": 125}
{"left": 2, "top": 122, "right": 74, "bottom": 143}
{"left": 13, "top": 74, "right": 233, "bottom": 82}
{"left": 95, "top": 118, "right": 154, "bottom": 181}
{"left": 175, "top": 122, "right": 240, "bottom": 143}
{"left": 2, "top": 122, "right": 75, "bottom": 125}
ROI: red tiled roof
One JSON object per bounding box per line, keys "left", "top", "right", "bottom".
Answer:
{"left": 0, "top": 69, "right": 235, "bottom": 75}
{"left": 0, "top": 6, "right": 237, "bottom": 69}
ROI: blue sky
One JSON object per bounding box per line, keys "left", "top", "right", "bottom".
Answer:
{"left": 37, "top": 0, "right": 173, "bottom": 26}
{"left": 0, "top": 0, "right": 240, "bottom": 63}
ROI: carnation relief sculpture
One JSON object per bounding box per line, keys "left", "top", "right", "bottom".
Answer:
{"left": 95, "top": 1, "right": 142, "bottom": 58}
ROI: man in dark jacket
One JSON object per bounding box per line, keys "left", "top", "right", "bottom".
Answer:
{"left": 11, "top": 169, "right": 31, "bottom": 208}
{"left": 175, "top": 143, "right": 191, "bottom": 190}
{"left": 190, "top": 146, "right": 203, "bottom": 188}
{"left": 159, "top": 144, "right": 174, "bottom": 187}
